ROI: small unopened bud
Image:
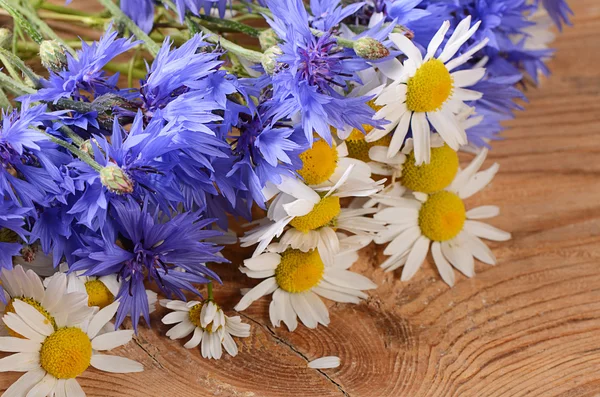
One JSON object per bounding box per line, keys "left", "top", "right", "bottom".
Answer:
{"left": 0, "top": 28, "right": 12, "bottom": 50}
{"left": 353, "top": 37, "right": 390, "bottom": 60}
{"left": 39, "top": 40, "right": 68, "bottom": 72}
{"left": 100, "top": 165, "right": 134, "bottom": 194}
{"left": 259, "top": 28, "right": 280, "bottom": 51}
{"left": 261, "top": 46, "right": 283, "bottom": 76}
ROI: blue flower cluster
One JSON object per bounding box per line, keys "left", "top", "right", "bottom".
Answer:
{"left": 1, "top": 0, "right": 571, "bottom": 330}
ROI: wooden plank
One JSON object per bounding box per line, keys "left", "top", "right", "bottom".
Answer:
{"left": 1, "top": 0, "right": 599, "bottom": 395}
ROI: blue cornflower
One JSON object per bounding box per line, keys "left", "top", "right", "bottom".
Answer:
{"left": 68, "top": 112, "right": 177, "bottom": 230}
{"left": 120, "top": 0, "right": 155, "bottom": 33}
{"left": 31, "top": 26, "right": 139, "bottom": 103}
{"left": 229, "top": 103, "right": 307, "bottom": 208}
{"left": 0, "top": 102, "right": 67, "bottom": 208}
{"left": 265, "top": 0, "right": 379, "bottom": 145}
{"left": 539, "top": 0, "right": 573, "bottom": 30}
{"left": 71, "top": 199, "right": 226, "bottom": 331}
{"left": 0, "top": 200, "right": 30, "bottom": 269}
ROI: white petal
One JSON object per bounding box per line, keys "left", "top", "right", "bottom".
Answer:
{"left": 376, "top": 57, "right": 404, "bottom": 81}
{"left": 445, "top": 38, "right": 490, "bottom": 71}
{"left": 87, "top": 300, "right": 120, "bottom": 339}
{"left": 166, "top": 320, "right": 195, "bottom": 340}
{"left": 0, "top": 352, "right": 39, "bottom": 372}
{"left": 323, "top": 269, "right": 377, "bottom": 291}
{"left": 467, "top": 206, "right": 500, "bottom": 220}
{"left": 449, "top": 148, "right": 488, "bottom": 193}
{"left": 290, "top": 293, "right": 318, "bottom": 329}
{"left": 431, "top": 242, "right": 455, "bottom": 287}
{"left": 401, "top": 236, "right": 430, "bottom": 281}
{"left": 441, "top": 241, "right": 475, "bottom": 278}
{"left": 464, "top": 220, "right": 511, "bottom": 241}
{"left": 222, "top": 332, "right": 238, "bottom": 357}
{"left": 387, "top": 110, "right": 412, "bottom": 158}
{"left": 459, "top": 163, "right": 499, "bottom": 199}
{"left": 274, "top": 289, "right": 297, "bottom": 331}
{"left": 41, "top": 273, "right": 66, "bottom": 312}
{"left": 160, "top": 300, "right": 190, "bottom": 312}
{"left": 411, "top": 112, "right": 431, "bottom": 165}
{"left": 464, "top": 233, "right": 497, "bottom": 265}
{"left": 2, "top": 313, "right": 44, "bottom": 343}
{"left": 25, "top": 373, "right": 56, "bottom": 397}
{"left": 0, "top": 337, "right": 40, "bottom": 353}
{"left": 161, "top": 311, "right": 188, "bottom": 325}
{"left": 234, "top": 278, "right": 278, "bottom": 311}
{"left": 451, "top": 68, "right": 486, "bottom": 88}
{"left": 200, "top": 301, "right": 218, "bottom": 328}
{"left": 312, "top": 287, "right": 360, "bottom": 304}
{"left": 183, "top": 327, "right": 203, "bottom": 349}
{"left": 65, "top": 379, "right": 86, "bottom": 397}
{"left": 390, "top": 33, "right": 422, "bottom": 65}
{"left": 453, "top": 88, "right": 483, "bottom": 101}
{"left": 12, "top": 300, "right": 54, "bottom": 337}
{"left": 425, "top": 20, "right": 450, "bottom": 61}
{"left": 303, "top": 291, "right": 330, "bottom": 326}
{"left": 92, "top": 330, "right": 134, "bottom": 351}
{"left": 3, "top": 369, "right": 45, "bottom": 397}
{"left": 383, "top": 226, "right": 421, "bottom": 256}
{"left": 308, "top": 356, "right": 340, "bottom": 369}
{"left": 90, "top": 354, "right": 143, "bottom": 373}
{"left": 283, "top": 199, "right": 316, "bottom": 217}
{"left": 243, "top": 253, "right": 281, "bottom": 271}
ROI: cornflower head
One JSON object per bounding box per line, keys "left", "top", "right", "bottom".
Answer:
{"left": 264, "top": 0, "right": 381, "bottom": 145}
{"left": 71, "top": 199, "right": 226, "bottom": 331}
{"left": 31, "top": 26, "right": 140, "bottom": 103}
{"left": 0, "top": 200, "right": 30, "bottom": 269}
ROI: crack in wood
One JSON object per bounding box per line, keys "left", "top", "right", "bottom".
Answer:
{"left": 133, "top": 335, "right": 165, "bottom": 369}
{"left": 238, "top": 312, "right": 351, "bottom": 397}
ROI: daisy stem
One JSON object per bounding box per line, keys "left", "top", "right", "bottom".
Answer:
{"left": 207, "top": 282, "right": 214, "bottom": 301}
{"left": 0, "top": 47, "right": 41, "bottom": 87}
{"left": 97, "top": 0, "right": 161, "bottom": 57}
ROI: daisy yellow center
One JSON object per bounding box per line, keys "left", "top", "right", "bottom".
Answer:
{"left": 298, "top": 140, "right": 338, "bottom": 185}
{"left": 275, "top": 249, "right": 325, "bottom": 293}
{"left": 289, "top": 195, "right": 341, "bottom": 233}
{"left": 40, "top": 327, "right": 92, "bottom": 379}
{"left": 345, "top": 129, "right": 393, "bottom": 163}
{"left": 406, "top": 59, "right": 454, "bottom": 113}
{"left": 419, "top": 191, "right": 466, "bottom": 242}
{"left": 188, "top": 302, "right": 221, "bottom": 332}
{"left": 401, "top": 144, "right": 459, "bottom": 193}
{"left": 84, "top": 280, "right": 114, "bottom": 309}
{"left": 5, "top": 297, "right": 56, "bottom": 337}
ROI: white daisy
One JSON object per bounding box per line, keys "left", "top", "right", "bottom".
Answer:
{"left": 241, "top": 163, "right": 384, "bottom": 263}
{"left": 0, "top": 300, "right": 142, "bottom": 396}
{"left": 371, "top": 148, "right": 511, "bottom": 286}
{"left": 369, "top": 16, "right": 490, "bottom": 164}
{"left": 161, "top": 299, "right": 250, "bottom": 360}
{"left": 235, "top": 236, "right": 376, "bottom": 331}
{"left": 46, "top": 264, "right": 158, "bottom": 313}
{"left": 0, "top": 265, "right": 94, "bottom": 334}
{"left": 367, "top": 134, "right": 460, "bottom": 192}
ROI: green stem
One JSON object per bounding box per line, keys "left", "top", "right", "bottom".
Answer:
{"left": 192, "top": 14, "right": 261, "bottom": 38}
{"left": 206, "top": 281, "right": 214, "bottom": 301}
{"left": 0, "top": 72, "right": 36, "bottom": 95}
{"left": 310, "top": 28, "right": 355, "bottom": 49}
{"left": 187, "top": 19, "right": 263, "bottom": 63}
{"left": 59, "top": 125, "right": 85, "bottom": 147}
{"left": 5, "top": 0, "right": 75, "bottom": 54}
{"left": 0, "top": 54, "right": 23, "bottom": 83}
{"left": 236, "top": 2, "right": 272, "bottom": 17}
{"left": 97, "top": 0, "right": 161, "bottom": 57}
{"left": 0, "top": 47, "right": 40, "bottom": 87}
{"left": 35, "top": 10, "right": 106, "bottom": 26}
{"left": 37, "top": 2, "right": 94, "bottom": 17}
{"left": 0, "top": 88, "right": 11, "bottom": 110}
{"left": 41, "top": 131, "right": 103, "bottom": 172}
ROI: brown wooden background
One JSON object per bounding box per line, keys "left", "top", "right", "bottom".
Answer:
{"left": 1, "top": 0, "right": 600, "bottom": 395}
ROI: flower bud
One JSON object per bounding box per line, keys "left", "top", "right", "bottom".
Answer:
{"left": 261, "top": 46, "right": 283, "bottom": 76}
{"left": 0, "top": 28, "right": 12, "bottom": 50}
{"left": 259, "top": 28, "right": 280, "bottom": 51}
{"left": 39, "top": 40, "right": 68, "bottom": 72}
{"left": 353, "top": 37, "right": 390, "bottom": 60}
{"left": 100, "top": 165, "right": 134, "bottom": 195}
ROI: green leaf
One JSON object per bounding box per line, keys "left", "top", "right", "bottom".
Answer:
{"left": 0, "top": 0, "right": 43, "bottom": 44}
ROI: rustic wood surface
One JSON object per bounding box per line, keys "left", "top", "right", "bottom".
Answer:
{"left": 1, "top": 0, "right": 600, "bottom": 396}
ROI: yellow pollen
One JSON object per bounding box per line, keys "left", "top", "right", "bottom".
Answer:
{"left": 345, "top": 129, "right": 393, "bottom": 163}
{"left": 401, "top": 144, "right": 459, "bottom": 193}
{"left": 406, "top": 59, "right": 453, "bottom": 113}
{"left": 5, "top": 297, "right": 56, "bottom": 338}
{"left": 275, "top": 249, "right": 325, "bottom": 293}
{"left": 298, "top": 140, "right": 338, "bottom": 185}
{"left": 419, "top": 191, "right": 466, "bottom": 242}
{"left": 289, "top": 195, "right": 341, "bottom": 233}
{"left": 84, "top": 280, "right": 115, "bottom": 309}
{"left": 188, "top": 302, "right": 221, "bottom": 332}
{"left": 40, "top": 327, "right": 92, "bottom": 379}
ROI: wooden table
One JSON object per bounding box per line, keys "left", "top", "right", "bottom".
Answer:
{"left": 2, "top": 0, "right": 600, "bottom": 396}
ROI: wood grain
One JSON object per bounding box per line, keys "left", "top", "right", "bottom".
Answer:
{"left": 2, "top": 0, "right": 600, "bottom": 396}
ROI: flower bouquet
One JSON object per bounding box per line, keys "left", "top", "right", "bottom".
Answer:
{"left": 0, "top": 0, "right": 572, "bottom": 395}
